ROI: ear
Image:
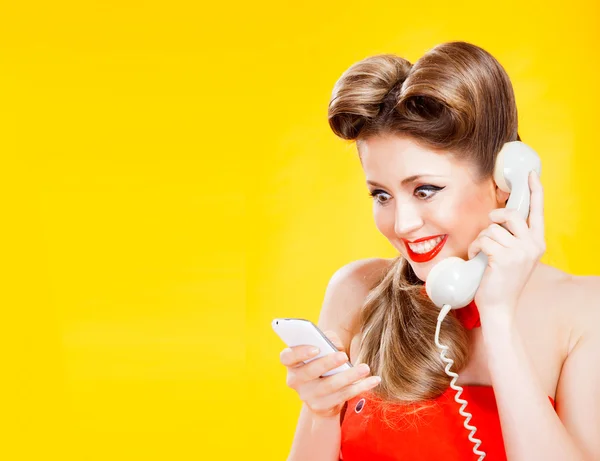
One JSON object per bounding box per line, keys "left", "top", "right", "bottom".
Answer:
{"left": 495, "top": 184, "right": 510, "bottom": 207}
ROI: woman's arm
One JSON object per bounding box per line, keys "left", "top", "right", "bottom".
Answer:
{"left": 555, "top": 317, "right": 600, "bottom": 460}
{"left": 479, "top": 276, "right": 600, "bottom": 461}
{"left": 286, "top": 258, "right": 389, "bottom": 461}
{"left": 287, "top": 405, "right": 343, "bottom": 461}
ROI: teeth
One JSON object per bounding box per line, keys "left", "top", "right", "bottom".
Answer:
{"left": 408, "top": 236, "right": 443, "bottom": 254}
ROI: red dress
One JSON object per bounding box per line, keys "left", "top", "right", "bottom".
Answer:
{"left": 340, "top": 298, "right": 556, "bottom": 460}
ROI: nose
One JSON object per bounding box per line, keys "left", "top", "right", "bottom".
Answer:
{"left": 394, "top": 202, "right": 424, "bottom": 236}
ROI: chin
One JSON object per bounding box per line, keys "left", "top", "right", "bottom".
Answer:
{"left": 410, "top": 264, "right": 430, "bottom": 282}
{"left": 414, "top": 270, "right": 427, "bottom": 283}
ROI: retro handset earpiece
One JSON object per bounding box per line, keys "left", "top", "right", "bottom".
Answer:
{"left": 425, "top": 141, "right": 542, "bottom": 309}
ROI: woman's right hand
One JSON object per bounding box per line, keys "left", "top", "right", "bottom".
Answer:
{"left": 279, "top": 330, "right": 382, "bottom": 419}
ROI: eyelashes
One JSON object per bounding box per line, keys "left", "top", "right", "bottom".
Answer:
{"left": 368, "top": 185, "right": 445, "bottom": 204}
{"left": 367, "top": 190, "right": 389, "bottom": 203}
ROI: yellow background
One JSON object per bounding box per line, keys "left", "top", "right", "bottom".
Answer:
{"left": 2, "top": 1, "right": 598, "bottom": 460}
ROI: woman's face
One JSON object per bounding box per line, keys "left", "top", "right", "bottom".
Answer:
{"left": 358, "top": 134, "right": 509, "bottom": 282}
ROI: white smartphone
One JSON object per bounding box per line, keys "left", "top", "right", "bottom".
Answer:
{"left": 272, "top": 318, "right": 353, "bottom": 377}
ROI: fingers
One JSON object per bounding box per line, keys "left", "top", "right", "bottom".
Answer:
{"left": 280, "top": 345, "right": 320, "bottom": 368}
{"left": 468, "top": 223, "right": 511, "bottom": 260}
{"left": 485, "top": 170, "right": 545, "bottom": 256}
{"left": 296, "top": 351, "right": 350, "bottom": 381}
{"left": 488, "top": 208, "right": 529, "bottom": 239}
{"left": 482, "top": 223, "right": 514, "bottom": 247}
{"left": 468, "top": 235, "right": 504, "bottom": 261}
{"left": 488, "top": 170, "right": 544, "bottom": 242}
{"left": 321, "top": 329, "right": 344, "bottom": 351}
{"left": 336, "top": 375, "right": 382, "bottom": 402}
{"left": 315, "top": 375, "right": 382, "bottom": 412}
{"left": 314, "top": 363, "right": 372, "bottom": 397}
{"left": 286, "top": 351, "right": 350, "bottom": 391}
{"left": 279, "top": 329, "right": 345, "bottom": 369}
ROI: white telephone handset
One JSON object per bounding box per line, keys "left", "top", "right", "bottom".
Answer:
{"left": 425, "top": 141, "right": 541, "bottom": 309}
{"left": 428, "top": 141, "right": 541, "bottom": 460}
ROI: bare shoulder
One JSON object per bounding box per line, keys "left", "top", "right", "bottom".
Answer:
{"left": 532, "top": 263, "right": 600, "bottom": 352}
{"left": 567, "top": 273, "right": 600, "bottom": 310}
{"left": 566, "top": 273, "right": 600, "bottom": 339}
{"left": 329, "top": 257, "right": 393, "bottom": 291}
{"left": 317, "top": 258, "right": 394, "bottom": 348}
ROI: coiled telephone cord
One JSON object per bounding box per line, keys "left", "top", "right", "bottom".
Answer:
{"left": 435, "top": 304, "right": 486, "bottom": 461}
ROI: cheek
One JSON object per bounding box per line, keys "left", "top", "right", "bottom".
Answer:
{"left": 444, "top": 198, "right": 490, "bottom": 246}
{"left": 373, "top": 206, "right": 395, "bottom": 237}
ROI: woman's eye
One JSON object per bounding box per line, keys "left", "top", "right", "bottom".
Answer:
{"left": 414, "top": 185, "right": 444, "bottom": 199}
{"left": 368, "top": 189, "right": 391, "bottom": 204}
{"left": 368, "top": 185, "right": 444, "bottom": 204}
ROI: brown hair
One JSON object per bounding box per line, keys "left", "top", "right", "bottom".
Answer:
{"left": 328, "top": 41, "right": 520, "bottom": 403}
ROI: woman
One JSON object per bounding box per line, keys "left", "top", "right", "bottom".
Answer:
{"left": 278, "top": 41, "right": 600, "bottom": 460}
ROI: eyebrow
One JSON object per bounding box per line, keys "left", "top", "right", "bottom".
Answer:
{"left": 366, "top": 174, "right": 445, "bottom": 188}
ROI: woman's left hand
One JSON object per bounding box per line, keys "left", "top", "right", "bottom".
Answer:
{"left": 467, "top": 171, "right": 546, "bottom": 318}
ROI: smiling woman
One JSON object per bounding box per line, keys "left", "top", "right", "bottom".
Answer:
{"left": 329, "top": 41, "right": 516, "bottom": 403}
{"left": 276, "top": 40, "right": 600, "bottom": 461}
{"left": 358, "top": 134, "right": 504, "bottom": 274}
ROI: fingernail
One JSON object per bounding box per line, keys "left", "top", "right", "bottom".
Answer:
{"left": 358, "top": 363, "right": 370, "bottom": 374}
{"left": 309, "top": 347, "right": 320, "bottom": 357}
{"left": 370, "top": 376, "right": 382, "bottom": 386}
{"left": 335, "top": 351, "right": 348, "bottom": 362}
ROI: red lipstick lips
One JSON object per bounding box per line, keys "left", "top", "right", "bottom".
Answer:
{"left": 403, "top": 235, "right": 448, "bottom": 263}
